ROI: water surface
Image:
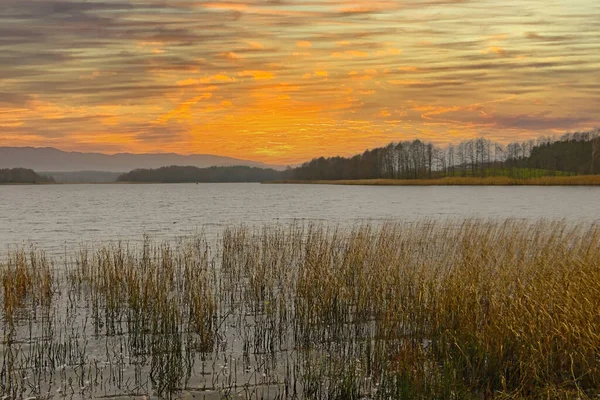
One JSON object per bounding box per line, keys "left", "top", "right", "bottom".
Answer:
{"left": 1, "top": 183, "right": 598, "bottom": 255}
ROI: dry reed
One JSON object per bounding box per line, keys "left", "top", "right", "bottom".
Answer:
{"left": 1, "top": 220, "right": 599, "bottom": 399}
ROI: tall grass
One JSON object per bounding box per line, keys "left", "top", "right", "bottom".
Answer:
{"left": 220, "top": 220, "right": 600, "bottom": 398}
{"left": 1, "top": 249, "right": 53, "bottom": 324}
{"left": 1, "top": 220, "right": 599, "bottom": 398}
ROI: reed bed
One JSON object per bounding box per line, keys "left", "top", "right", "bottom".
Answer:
{"left": 1, "top": 220, "right": 599, "bottom": 399}
{"left": 268, "top": 175, "right": 600, "bottom": 185}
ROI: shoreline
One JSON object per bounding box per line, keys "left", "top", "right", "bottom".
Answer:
{"left": 265, "top": 175, "right": 600, "bottom": 186}
{"left": 3, "top": 176, "right": 600, "bottom": 185}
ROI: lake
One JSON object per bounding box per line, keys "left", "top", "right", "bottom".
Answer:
{"left": 1, "top": 183, "right": 599, "bottom": 255}
{"left": 2, "top": 183, "right": 600, "bottom": 399}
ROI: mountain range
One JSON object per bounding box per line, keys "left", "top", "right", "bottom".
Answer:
{"left": 0, "top": 147, "right": 285, "bottom": 173}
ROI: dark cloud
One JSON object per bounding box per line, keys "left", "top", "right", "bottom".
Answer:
{"left": 0, "top": 92, "right": 34, "bottom": 107}
{"left": 492, "top": 113, "right": 597, "bottom": 131}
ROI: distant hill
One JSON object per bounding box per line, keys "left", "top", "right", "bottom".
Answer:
{"left": 0, "top": 168, "right": 55, "bottom": 184}
{"left": 0, "top": 147, "right": 285, "bottom": 173}
{"left": 118, "top": 165, "right": 283, "bottom": 183}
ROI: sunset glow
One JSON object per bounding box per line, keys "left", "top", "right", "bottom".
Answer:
{"left": 1, "top": 0, "right": 599, "bottom": 164}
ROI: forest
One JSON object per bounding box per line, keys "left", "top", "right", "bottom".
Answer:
{"left": 117, "top": 165, "right": 281, "bottom": 183}
{"left": 116, "top": 129, "right": 600, "bottom": 183}
{"left": 291, "top": 130, "right": 600, "bottom": 181}
{"left": 0, "top": 168, "right": 55, "bottom": 184}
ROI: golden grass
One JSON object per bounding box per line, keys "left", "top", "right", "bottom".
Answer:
{"left": 222, "top": 220, "right": 600, "bottom": 398}
{"left": 267, "top": 175, "right": 600, "bottom": 186}
{"left": 1, "top": 249, "right": 53, "bottom": 323}
{"left": 1, "top": 221, "right": 600, "bottom": 398}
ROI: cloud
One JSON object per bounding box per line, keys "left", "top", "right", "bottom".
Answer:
{"left": 238, "top": 70, "right": 276, "bottom": 80}
{"left": 0, "top": 0, "right": 598, "bottom": 163}
{"left": 331, "top": 50, "right": 369, "bottom": 58}
{"left": 157, "top": 93, "right": 213, "bottom": 123}
{"left": 491, "top": 113, "right": 598, "bottom": 131}
{"left": 201, "top": 2, "right": 248, "bottom": 12}
{"left": 374, "top": 48, "right": 402, "bottom": 56}
{"left": 296, "top": 40, "right": 312, "bottom": 48}
{"left": 199, "top": 74, "right": 237, "bottom": 84}
{"left": 378, "top": 108, "right": 391, "bottom": 117}
{"left": 220, "top": 51, "right": 243, "bottom": 61}
{"left": 482, "top": 46, "right": 507, "bottom": 57}
{"left": 246, "top": 41, "right": 264, "bottom": 49}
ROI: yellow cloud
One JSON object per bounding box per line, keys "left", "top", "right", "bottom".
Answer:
{"left": 176, "top": 78, "right": 200, "bottom": 86}
{"left": 482, "top": 46, "right": 507, "bottom": 56}
{"left": 199, "top": 73, "right": 237, "bottom": 83}
{"left": 350, "top": 74, "right": 373, "bottom": 81}
{"left": 331, "top": 50, "right": 369, "bottom": 58}
{"left": 238, "top": 70, "right": 276, "bottom": 80}
{"left": 246, "top": 41, "right": 264, "bottom": 49}
{"left": 220, "top": 52, "right": 242, "bottom": 60}
{"left": 339, "top": 4, "right": 395, "bottom": 14}
{"left": 379, "top": 109, "right": 391, "bottom": 117}
{"left": 374, "top": 48, "right": 402, "bottom": 56}
{"left": 158, "top": 93, "right": 212, "bottom": 123}
{"left": 489, "top": 34, "right": 509, "bottom": 41}
{"left": 388, "top": 79, "right": 426, "bottom": 85}
{"left": 0, "top": 120, "right": 24, "bottom": 128}
{"left": 296, "top": 40, "right": 312, "bottom": 48}
{"left": 203, "top": 99, "right": 235, "bottom": 113}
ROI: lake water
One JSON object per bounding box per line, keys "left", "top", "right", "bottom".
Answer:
{"left": 1, "top": 183, "right": 599, "bottom": 399}
{"left": 1, "top": 183, "right": 599, "bottom": 255}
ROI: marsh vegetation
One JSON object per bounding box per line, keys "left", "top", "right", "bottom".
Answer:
{"left": 1, "top": 220, "right": 599, "bottom": 399}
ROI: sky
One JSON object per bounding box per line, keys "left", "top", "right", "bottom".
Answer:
{"left": 1, "top": 0, "right": 599, "bottom": 165}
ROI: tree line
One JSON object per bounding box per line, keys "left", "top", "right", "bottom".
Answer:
{"left": 116, "top": 129, "right": 600, "bottom": 183}
{"left": 117, "top": 165, "right": 281, "bottom": 183}
{"left": 0, "top": 168, "right": 55, "bottom": 184}
{"left": 291, "top": 129, "right": 600, "bottom": 181}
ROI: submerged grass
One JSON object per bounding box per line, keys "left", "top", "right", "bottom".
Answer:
{"left": 267, "top": 175, "right": 600, "bottom": 185}
{"left": 1, "top": 220, "right": 599, "bottom": 399}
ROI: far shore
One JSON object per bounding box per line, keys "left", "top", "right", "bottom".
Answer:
{"left": 4, "top": 175, "right": 600, "bottom": 186}
{"left": 265, "top": 175, "right": 600, "bottom": 186}
{"left": 0, "top": 182, "right": 56, "bottom": 186}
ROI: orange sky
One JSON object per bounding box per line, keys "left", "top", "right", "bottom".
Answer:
{"left": 1, "top": 0, "right": 599, "bottom": 165}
